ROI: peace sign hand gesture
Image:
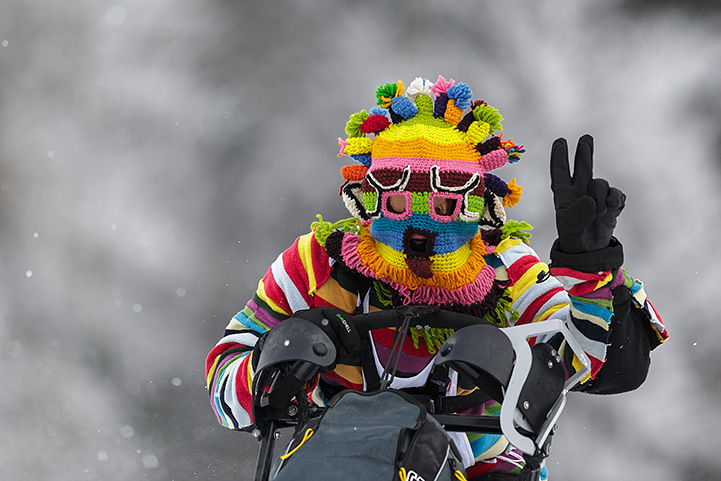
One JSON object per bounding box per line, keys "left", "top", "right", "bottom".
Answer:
{"left": 550, "top": 135, "right": 626, "bottom": 254}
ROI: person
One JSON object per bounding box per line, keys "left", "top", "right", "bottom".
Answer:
{"left": 205, "top": 75, "right": 668, "bottom": 480}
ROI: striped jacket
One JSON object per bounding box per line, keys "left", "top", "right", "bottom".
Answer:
{"left": 205, "top": 228, "right": 667, "bottom": 477}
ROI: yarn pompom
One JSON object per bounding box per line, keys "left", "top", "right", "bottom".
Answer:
{"left": 406, "top": 77, "right": 434, "bottom": 101}
{"left": 311, "top": 214, "right": 362, "bottom": 247}
{"left": 337, "top": 137, "right": 349, "bottom": 157}
{"left": 376, "top": 80, "right": 405, "bottom": 108}
{"left": 501, "top": 220, "right": 532, "bottom": 243}
{"left": 473, "top": 104, "right": 503, "bottom": 132}
{"left": 360, "top": 114, "right": 390, "bottom": 134}
{"left": 503, "top": 178, "right": 523, "bottom": 207}
{"left": 507, "top": 148, "right": 524, "bottom": 163}
{"left": 391, "top": 96, "right": 418, "bottom": 120}
{"left": 501, "top": 136, "right": 525, "bottom": 163}
{"left": 345, "top": 110, "right": 369, "bottom": 138}
{"left": 447, "top": 83, "right": 472, "bottom": 110}
{"left": 431, "top": 75, "right": 454, "bottom": 96}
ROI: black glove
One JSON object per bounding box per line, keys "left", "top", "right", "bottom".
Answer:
{"left": 550, "top": 135, "right": 626, "bottom": 254}
{"left": 251, "top": 307, "right": 361, "bottom": 372}
{"left": 251, "top": 330, "right": 270, "bottom": 372}
{"left": 290, "top": 307, "right": 361, "bottom": 366}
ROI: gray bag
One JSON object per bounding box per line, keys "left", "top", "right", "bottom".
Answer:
{"left": 270, "top": 389, "right": 466, "bottom": 481}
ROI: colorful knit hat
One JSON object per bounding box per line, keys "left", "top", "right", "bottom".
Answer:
{"left": 338, "top": 75, "right": 524, "bottom": 228}
{"left": 332, "top": 75, "right": 525, "bottom": 284}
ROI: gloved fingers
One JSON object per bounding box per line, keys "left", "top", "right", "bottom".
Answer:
{"left": 590, "top": 178, "right": 610, "bottom": 216}
{"left": 551, "top": 136, "right": 598, "bottom": 211}
{"left": 605, "top": 187, "right": 626, "bottom": 220}
{"left": 607, "top": 187, "right": 626, "bottom": 210}
{"left": 289, "top": 307, "right": 343, "bottom": 347}
{"left": 550, "top": 137, "right": 571, "bottom": 200}
{"left": 322, "top": 307, "right": 360, "bottom": 353}
{"left": 572, "top": 134, "right": 595, "bottom": 189}
{"left": 556, "top": 196, "right": 597, "bottom": 235}
{"left": 251, "top": 330, "right": 271, "bottom": 371}
{"left": 290, "top": 307, "right": 327, "bottom": 326}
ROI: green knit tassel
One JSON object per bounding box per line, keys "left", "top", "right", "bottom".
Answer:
{"left": 501, "top": 220, "right": 533, "bottom": 243}
{"left": 373, "top": 280, "right": 394, "bottom": 308}
{"left": 311, "top": 215, "right": 362, "bottom": 247}
{"left": 482, "top": 295, "right": 520, "bottom": 327}
{"left": 409, "top": 327, "right": 456, "bottom": 354}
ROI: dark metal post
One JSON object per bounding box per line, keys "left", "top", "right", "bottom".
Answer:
{"left": 253, "top": 421, "right": 277, "bottom": 481}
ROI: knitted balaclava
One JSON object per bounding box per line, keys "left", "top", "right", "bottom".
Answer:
{"left": 329, "top": 75, "right": 524, "bottom": 307}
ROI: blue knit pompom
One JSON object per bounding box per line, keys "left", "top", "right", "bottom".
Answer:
{"left": 447, "top": 83, "right": 472, "bottom": 110}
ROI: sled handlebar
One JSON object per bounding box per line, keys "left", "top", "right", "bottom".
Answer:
{"left": 251, "top": 306, "right": 591, "bottom": 457}
{"left": 349, "top": 305, "right": 494, "bottom": 332}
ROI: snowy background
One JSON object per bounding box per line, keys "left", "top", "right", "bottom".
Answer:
{"left": 1, "top": 1, "right": 719, "bottom": 480}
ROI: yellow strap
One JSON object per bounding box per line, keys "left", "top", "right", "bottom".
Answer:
{"left": 279, "top": 428, "right": 314, "bottom": 461}
{"left": 454, "top": 470, "right": 468, "bottom": 481}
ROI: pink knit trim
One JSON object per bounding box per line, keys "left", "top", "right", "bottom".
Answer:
{"left": 340, "top": 234, "right": 364, "bottom": 271}
{"left": 371, "top": 156, "right": 484, "bottom": 174}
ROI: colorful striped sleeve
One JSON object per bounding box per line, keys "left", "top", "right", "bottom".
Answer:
{"left": 495, "top": 237, "right": 570, "bottom": 330}
{"left": 205, "top": 231, "right": 334, "bottom": 429}
{"left": 549, "top": 265, "right": 669, "bottom": 383}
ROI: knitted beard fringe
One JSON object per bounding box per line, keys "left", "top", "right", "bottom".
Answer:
{"left": 320, "top": 227, "right": 517, "bottom": 328}
{"left": 326, "top": 226, "right": 494, "bottom": 292}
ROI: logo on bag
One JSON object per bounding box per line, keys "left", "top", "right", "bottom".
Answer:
{"left": 401, "top": 469, "right": 425, "bottom": 481}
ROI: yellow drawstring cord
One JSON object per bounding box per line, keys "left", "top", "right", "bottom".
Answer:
{"left": 398, "top": 467, "right": 407, "bottom": 481}
{"left": 454, "top": 469, "right": 468, "bottom": 481}
{"left": 279, "top": 428, "right": 314, "bottom": 461}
